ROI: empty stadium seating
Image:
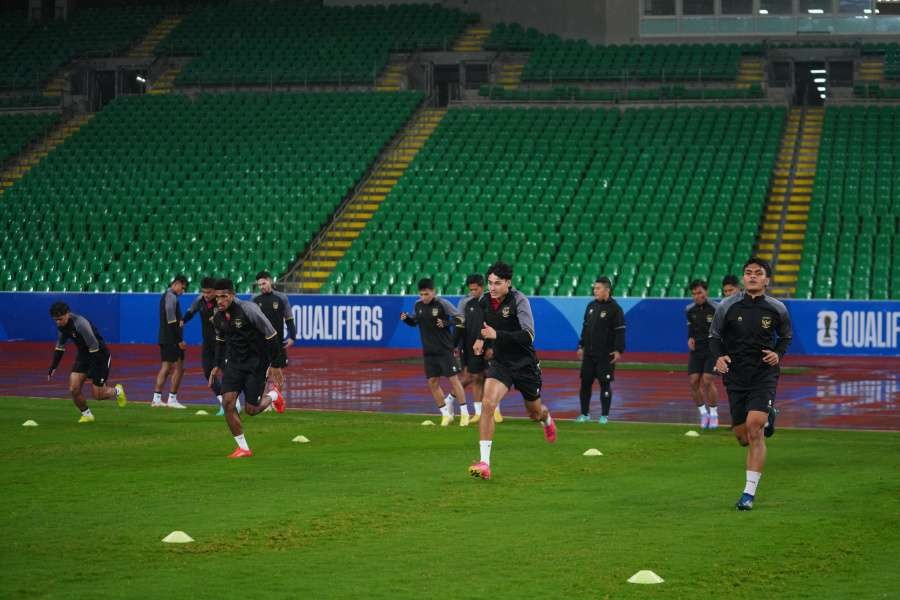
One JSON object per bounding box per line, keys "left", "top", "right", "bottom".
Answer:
{"left": 0, "top": 113, "right": 59, "bottom": 164}
{"left": 0, "top": 91, "right": 422, "bottom": 293}
{"left": 796, "top": 106, "right": 899, "bottom": 300}
{"left": 160, "top": 3, "right": 475, "bottom": 86}
{"left": 484, "top": 23, "right": 759, "bottom": 82}
{"left": 323, "top": 105, "right": 784, "bottom": 297}
{"left": 479, "top": 84, "right": 764, "bottom": 102}
{"left": 0, "top": 7, "right": 162, "bottom": 89}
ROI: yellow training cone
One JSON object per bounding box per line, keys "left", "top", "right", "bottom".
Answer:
{"left": 582, "top": 448, "right": 603, "bottom": 456}
{"left": 628, "top": 570, "right": 664, "bottom": 584}
{"left": 292, "top": 435, "right": 310, "bottom": 443}
{"left": 22, "top": 420, "right": 38, "bottom": 427}
{"left": 162, "top": 531, "right": 194, "bottom": 544}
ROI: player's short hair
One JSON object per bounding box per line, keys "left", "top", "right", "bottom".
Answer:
{"left": 200, "top": 276, "right": 216, "bottom": 289}
{"left": 215, "top": 278, "right": 235, "bottom": 292}
{"left": 486, "top": 261, "right": 513, "bottom": 281}
{"left": 722, "top": 274, "right": 740, "bottom": 287}
{"left": 690, "top": 279, "right": 708, "bottom": 291}
{"left": 743, "top": 257, "right": 772, "bottom": 278}
{"left": 466, "top": 273, "right": 484, "bottom": 286}
{"left": 49, "top": 301, "right": 69, "bottom": 317}
{"left": 255, "top": 270, "right": 272, "bottom": 281}
{"left": 417, "top": 278, "right": 435, "bottom": 291}
{"left": 172, "top": 274, "right": 188, "bottom": 286}
{"left": 595, "top": 276, "right": 612, "bottom": 289}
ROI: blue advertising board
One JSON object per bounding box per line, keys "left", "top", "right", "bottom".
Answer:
{"left": 1, "top": 292, "right": 897, "bottom": 356}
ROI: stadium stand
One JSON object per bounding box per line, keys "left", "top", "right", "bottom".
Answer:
{"left": 479, "top": 84, "right": 764, "bottom": 102}
{"left": 0, "top": 7, "right": 163, "bottom": 90}
{"left": 0, "top": 91, "right": 422, "bottom": 293}
{"left": 159, "top": 2, "right": 476, "bottom": 86}
{"left": 796, "top": 106, "right": 900, "bottom": 300}
{"left": 0, "top": 113, "right": 59, "bottom": 165}
{"left": 484, "top": 23, "right": 761, "bottom": 82}
{"left": 323, "top": 105, "right": 785, "bottom": 297}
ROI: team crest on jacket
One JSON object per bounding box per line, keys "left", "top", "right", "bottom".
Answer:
{"left": 273, "top": 302, "right": 279, "bottom": 310}
{"left": 234, "top": 318, "right": 244, "bottom": 329}
{"left": 431, "top": 307, "right": 439, "bottom": 317}
{"left": 761, "top": 316, "right": 772, "bottom": 330}
{"left": 600, "top": 310, "right": 607, "bottom": 318}
{"left": 706, "top": 314, "right": 713, "bottom": 323}
{"left": 501, "top": 306, "right": 511, "bottom": 318}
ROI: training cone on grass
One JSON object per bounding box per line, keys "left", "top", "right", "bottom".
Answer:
{"left": 162, "top": 531, "right": 194, "bottom": 544}
{"left": 582, "top": 448, "right": 603, "bottom": 456}
{"left": 22, "top": 420, "right": 38, "bottom": 427}
{"left": 628, "top": 570, "right": 664, "bottom": 584}
{"left": 684, "top": 430, "right": 700, "bottom": 437}
{"left": 421, "top": 420, "right": 435, "bottom": 426}
{"left": 195, "top": 410, "right": 209, "bottom": 416}
{"left": 292, "top": 435, "right": 310, "bottom": 443}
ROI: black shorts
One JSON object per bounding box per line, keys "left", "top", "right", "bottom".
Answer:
{"left": 462, "top": 348, "right": 485, "bottom": 375}
{"left": 160, "top": 343, "right": 185, "bottom": 363}
{"left": 270, "top": 344, "right": 288, "bottom": 369}
{"left": 72, "top": 351, "right": 111, "bottom": 387}
{"left": 486, "top": 361, "right": 542, "bottom": 401}
{"left": 423, "top": 353, "right": 462, "bottom": 379}
{"left": 221, "top": 362, "right": 269, "bottom": 406}
{"left": 580, "top": 354, "right": 615, "bottom": 383}
{"left": 688, "top": 350, "right": 716, "bottom": 375}
{"left": 727, "top": 386, "right": 775, "bottom": 427}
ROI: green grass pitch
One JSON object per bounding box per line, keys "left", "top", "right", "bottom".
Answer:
{"left": 3, "top": 397, "right": 898, "bottom": 599}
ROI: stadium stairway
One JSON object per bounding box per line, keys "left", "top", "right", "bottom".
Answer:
{"left": 43, "top": 67, "right": 73, "bottom": 98}
{"left": 0, "top": 113, "right": 92, "bottom": 195}
{"left": 452, "top": 24, "right": 491, "bottom": 52}
{"left": 376, "top": 63, "right": 405, "bottom": 92}
{"left": 127, "top": 15, "right": 184, "bottom": 59}
{"left": 147, "top": 66, "right": 181, "bottom": 95}
{"left": 736, "top": 56, "right": 764, "bottom": 90}
{"left": 497, "top": 60, "right": 525, "bottom": 90}
{"left": 286, "top": 106, "right": 447, "bottom": 292}
{"left": 858, "top": 57, "right": 884, "bottom": 82}
{"left": 757, "top": 106, "right": 821, "bottom": 296}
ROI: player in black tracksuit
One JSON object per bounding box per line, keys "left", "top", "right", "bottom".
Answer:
{"left": 209, "top": 278, "right": 285, "bottom": 458}
{"left": 153, "top": 274, "right": 188, "bottom": 408}
{"left": 452, "top": 274, "right": 506, "bottom": 426}
{"left": 709, "top": 258, "right": 792, "bottom": 510}
{"left": 47, "top": 301, "right": 125, "bottom": 421}
{"left": 577, "top": 276, "right": 625, "bottom": 424}
{"left": 685, "top": 279, "right": 720, "bottom": 429}
{"left": 401, "top": 278, "right": 469, "bottom": 426}
{"left": 181, "top": 276, "right": 223, "bottom": 412}
{"left": 468, "top": 262, "right": 556, "bottom": 481}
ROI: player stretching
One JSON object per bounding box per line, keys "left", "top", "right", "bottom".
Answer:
{"left": 401, "top": 278, "right": 469, "bottom": 426}
{"left": 209, "top": 279, "right": 285, "bottom": 458}
{"left": 181, "top": 277, "right": 225, "bottom": 415}
{"left": 469, "top": 262, "right": 556, "bottom": 481}
{"left": 686, "top": 280, "right": 719, "bottom": 429}
{"left": 710, "top": 258, "right": 792, "bottom": 510}
{"left": 47, "top": 302, "right": 126, "bottom": 422}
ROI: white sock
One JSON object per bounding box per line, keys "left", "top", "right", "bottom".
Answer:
{"left": 541, "top": 413, "right": 553, "bottom": 427}
{"left": 267, "top": 390, "right": 278, "bottom": 401}
{"left": 479, "top": 440, "right": 492, "bottom": 465}
{"left": 709, "top": 406, "right": 718, "bottom": 416}
{"left": 440, "top": 404, "right": 449, "bottom": 417}
{"left": 81, "top": 408, "right": 93, "bottom": 416}
{"left": 445, "top": 393, "right": 455, "bottom": 409}
{"left": 460, "top": 404, "right": 469, "bottom": 417}
{"left": 698, "top": 405, "right": 708, "bottom": 416}
{"left": 234, "top": 434, "right": 249, "bottom": 451}
{"left": 153, "top": 392, "right": 162, "bottom": 403}
{"left": 167, "top": 393, "right": 177, "bottom": 403}
{"left": 474, "top": 401, "right": 482, "bottom": 415}
{"left": 216, "top": 395, "right": 223, "bottom": 406}
{"left": 744, "top": 470, "right": 761, "bottom": 496}
{"left": 235, "top": 398, "right": 242, "bottom": 413}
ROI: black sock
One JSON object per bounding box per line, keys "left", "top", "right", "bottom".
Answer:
{"left": 579, "top": 378, "right": 593, "bottom": 415}
{"left": 600, "top": 381, "right": 612, "bottom": 416}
